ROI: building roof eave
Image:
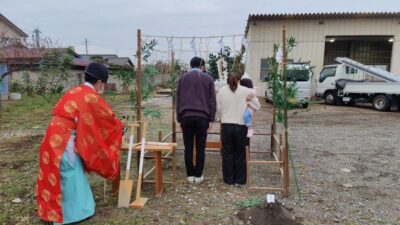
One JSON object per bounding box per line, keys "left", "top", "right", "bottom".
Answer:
{"left": 0, "top": 13, "right": 28, "bottom": 38}
{"left": 244, "top": 11, "right": 400, "bottom": 37}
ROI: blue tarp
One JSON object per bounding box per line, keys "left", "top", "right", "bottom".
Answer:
{"left": 0, "top": 64, "right": 9, "bottom": 96}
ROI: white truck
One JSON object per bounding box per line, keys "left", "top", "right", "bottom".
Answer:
{"left": 265, "top": 63, "right": 313, "bottom": 108}
{"left": 316, "top": 57, "right": 400, "bottom": 111}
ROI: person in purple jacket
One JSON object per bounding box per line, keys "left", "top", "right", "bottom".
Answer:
{"left": 176, "top": 57, "right": 217, "bottom": 184}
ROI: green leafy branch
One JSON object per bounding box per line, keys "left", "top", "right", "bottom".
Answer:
{"left": 207, "top": 46, "right": 245, "bottom": 81}
{"left": 235, "top": 198, "right": 262, "bottom": 209}
{"left": 130, "top": 39, "right": 161, "bottom": 120}
{"left": 267, "top": 38, "right": 298, "bottom": 125}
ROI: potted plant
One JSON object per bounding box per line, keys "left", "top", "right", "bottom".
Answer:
{"left": 9, "top": 79, "right": 22, "bottom": 100}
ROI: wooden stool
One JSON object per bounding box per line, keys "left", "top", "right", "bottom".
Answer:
{"left": 133, "top": 144, "right": 173, "bottom": 197}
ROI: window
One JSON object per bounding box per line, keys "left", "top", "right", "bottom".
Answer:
{"left": 260, "top": 58, "right": 268, "bottom": 81}
{"left": 319, "top": 67, "right": 336, "bottom": 83}
{"left": 285, "top": 69, "right": 310, "bottom": 82}
{"left": 260, "top": 58, "right": 274, "bottom": 81}
{"left": 345, "top": 66, "right": 357, "bottom": 74}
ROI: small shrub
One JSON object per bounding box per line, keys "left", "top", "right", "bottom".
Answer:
{"left": 50, "top": 85, "right": 64, "bottom": 94}
{"left": 9, "top": 79, "right": 22, "bottom": 93}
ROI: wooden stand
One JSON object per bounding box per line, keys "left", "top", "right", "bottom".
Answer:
{"left": 133, "top": 144, "right": 174, "bottom": 197}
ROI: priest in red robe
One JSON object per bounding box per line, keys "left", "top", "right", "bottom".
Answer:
{"left": 37, "top": 62, "right": 124, "bottom": 224}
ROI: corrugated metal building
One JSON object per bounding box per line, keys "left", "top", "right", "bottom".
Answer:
{"left": 244, "top": 12, "right": 400, "bottom": 95}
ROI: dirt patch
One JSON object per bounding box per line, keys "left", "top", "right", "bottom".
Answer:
{"left": 238, "top": 201, "right": 302, "bottom": 225}
{"left": 0, "top": 134, "right": 43, "bottom": 150}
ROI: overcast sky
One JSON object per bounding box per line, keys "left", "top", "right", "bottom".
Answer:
{"left": 2, "top": 0, "right": 400, "bottom": 61}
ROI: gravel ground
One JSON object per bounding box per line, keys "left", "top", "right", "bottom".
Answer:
{"left": 0, "top": 95, "right": 399, "bottom": 225}
{"left": 278, "top": 103, "right": 400, "bottom": 225}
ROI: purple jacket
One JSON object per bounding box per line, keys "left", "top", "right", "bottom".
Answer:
{"left": 176, "top": 69, "right": 216, "bottom": 122}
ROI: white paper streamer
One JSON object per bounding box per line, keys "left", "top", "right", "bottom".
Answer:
{"left": 218, "top": 37, "right": 224, "bottom": 51}
{"left": 276, "top": 46, "right": 283, "bottom": 64}
{"left": 241, "top": 37, "right": 249, "bottom": 64}
{"left": 190, "top": 37, "right": 197, "bottom": 56}
{"left": 241, "top": 37, "right": 248, "bottom": 49}
{"left": 167, "top": 37, "right": 174, "bottom": 54}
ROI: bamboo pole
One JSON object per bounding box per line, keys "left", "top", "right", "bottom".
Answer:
{"left": 137, "top": 29, "right": 143, "bottom": 140}
{"left": 271, "top": 46, "right": 277, "bottom": 158}
{"left": 282, "top": 26, "right": 290, "bottom": 197}
{"left": 136, "top": 29, "right": 143, "bottom": 169}
{"left": 170, "top": 49, "right": 177, "bottom": 185}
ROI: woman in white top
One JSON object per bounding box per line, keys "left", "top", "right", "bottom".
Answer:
{"left": 217, "top": 73, "right": 261, "bottom": 185}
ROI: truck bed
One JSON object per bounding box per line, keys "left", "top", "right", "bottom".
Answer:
{"left": 343, "top": 82, "right": 400, "bottom": 94}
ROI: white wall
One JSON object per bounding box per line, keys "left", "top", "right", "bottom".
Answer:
{"left": 246, "top": 17, "right": 400, "bottom": 96}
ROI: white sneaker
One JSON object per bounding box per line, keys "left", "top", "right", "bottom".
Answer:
{"left": 194, "top": 176, "right": 204, "bottom": 184}
{"left": 187, "top": 176, "right": 195, "bottom": 183}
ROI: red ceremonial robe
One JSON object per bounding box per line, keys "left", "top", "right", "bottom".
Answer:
{"left": 36, "top": 85, "right": 122, "bottom": 223}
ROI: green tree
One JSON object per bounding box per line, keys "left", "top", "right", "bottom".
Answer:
{"left": 208, "top": 53, "right": 219, "bottom": 81}
{"left": 130, "top": 39, "right": 161, "bottom": 119}
{"left": 35, "top": 48, "right": 73, "bottom": 102}
{"left": 114, "top": 67, "right": 134, "bottom": 94}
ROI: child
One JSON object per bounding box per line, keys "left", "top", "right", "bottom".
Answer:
{"left": 240, "top": 78, "right": 259, "bottom": 138}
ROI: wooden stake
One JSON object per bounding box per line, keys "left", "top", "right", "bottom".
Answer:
{"left": 246, "top": 146, "right": 251, "bottom": 188}
{"left": 279, "top": 134, "right": 283, "bottom": 161}
{"left": 158, "top": 131, "right": 162, "bottom": 142}
{"left": 270, "top": 124, "right": 274, "bottom": 158}
{"left": 283, "top": 145, "right": 289, "bottom": 197}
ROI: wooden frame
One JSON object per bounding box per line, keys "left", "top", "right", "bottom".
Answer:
{"left": 246, "top": 129, "right": 289, "bottom": 196}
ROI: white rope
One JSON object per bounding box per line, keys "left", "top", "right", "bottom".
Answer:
{"left": 142, "top": 34, "right": 244, "bottom": 39}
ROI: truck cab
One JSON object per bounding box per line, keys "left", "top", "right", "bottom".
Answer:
{"left": 316, "top": 64, "right": 365, "bottom": 104}
{"left": 265, "top": 63, "right": 313, "bottom": 108}
{"left": 316, "top": 57, "right": 400, "bottom": 111}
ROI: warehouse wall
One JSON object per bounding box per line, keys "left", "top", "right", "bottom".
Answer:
{"left": 246, "top": 17, "right": 400, "bottom": 96}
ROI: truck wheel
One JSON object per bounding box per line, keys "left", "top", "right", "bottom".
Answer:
{"left": 372, "top": 95, "right": 390, "bottom": 111}
{"left": 324, "top": 92, "right": 336, "bottom": 105}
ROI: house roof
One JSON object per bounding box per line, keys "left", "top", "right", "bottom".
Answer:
{"left": 0, "top": 45, "right": 81, "bottom": 66}
{"left": 0, "top": 13, "right": 28, "bottom": 38}
{"left": 107, "top": 57, "right": 133, "bottom": 67}
{"left": 245, "top": 12, "right": 400, "bottom": 35}
{"left": 79, "top": 54, "right": 133, "bottom": 68}
{"left": 79, "top": 54, "right": 118, "bottom": 61}
{"left": 72, "top": 58, "right": 91, "bottom": 68}
{"left": 0, "top": 43, "right": 45, "bottom": 64}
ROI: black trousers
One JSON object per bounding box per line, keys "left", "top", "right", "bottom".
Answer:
{"left": 221, "top": 123, "right": 248, "bottom": 185}
{"left": 181, "top": 116, "right": 209, "bottom": 177}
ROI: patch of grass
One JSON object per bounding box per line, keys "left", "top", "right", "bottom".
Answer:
{"left": 235, "top": 198, "right": 262, "bottom": 209}
{"left": 0, "top": 94, "right": 59, "bottom": 129}
{"left": 377, "top": 219, "right": 393, "bottom": 225}
{"left": 0, "top": 210, "right": 8, "bottom": 225}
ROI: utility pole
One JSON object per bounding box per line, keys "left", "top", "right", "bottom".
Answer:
{"left": 33, "top": 28, "right": 41, "bottom": 48}
{"left": 85, "top": 38, "right": 88, "bottom": 54}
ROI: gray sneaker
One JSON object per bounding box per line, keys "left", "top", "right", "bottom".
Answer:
{"left": 187, "top": 176, "right": 195, "bottom": 183}
{"left": 194, "top": 176, "right": 204, "bottom": 184}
